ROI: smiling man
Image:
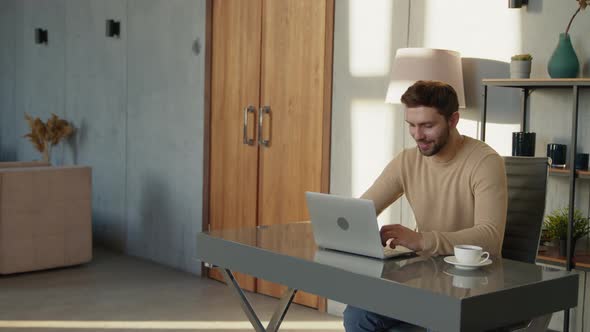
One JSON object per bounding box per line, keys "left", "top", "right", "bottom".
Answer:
{"left": 343, "top": 80, "right": 508, "bottom": 332}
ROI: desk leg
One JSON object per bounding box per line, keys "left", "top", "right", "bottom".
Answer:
{"left": 220, "top": 268, "right": 297, "bottom": 332}
{"left": 266, "top": 286, "right": 297, "bottom": 331}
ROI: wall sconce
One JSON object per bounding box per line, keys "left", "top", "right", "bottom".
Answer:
{"left": 35, "top": 28, "right": 48, "bottom": 45}
{"left": 106, "top": 19, "right": 121, "bottom": 38}
{"left": 509, "top": 0, "right": 528, "bottom": 8}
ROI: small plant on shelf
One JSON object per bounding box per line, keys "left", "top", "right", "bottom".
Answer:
{"left": 510, "top": 54, "right": 533, "bottom": 79}
{"left": 544, "top": 207, "right": 590, "bottom": 256}
{"left": 510, "top": 54, "right": 533, "bottom": 61}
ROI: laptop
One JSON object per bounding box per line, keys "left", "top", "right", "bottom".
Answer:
{"left": 305, "top": 192, "right": 414, "bottom": 259}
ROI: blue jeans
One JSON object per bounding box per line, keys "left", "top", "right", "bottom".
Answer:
{"left": 343, "top": 305, "right": 427, "bottom": 332}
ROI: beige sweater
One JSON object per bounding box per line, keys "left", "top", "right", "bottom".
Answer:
{"left": 362, "top": 136, "right": 507, "bottom": 256}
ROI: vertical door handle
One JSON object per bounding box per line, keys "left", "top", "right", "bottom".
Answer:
{"left": 258, "top": 106, "right": 271, "bottom": 147}
{"left": 243, "top": 105, "right": 256, "bottom": 145}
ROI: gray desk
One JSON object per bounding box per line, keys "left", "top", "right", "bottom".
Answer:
{"left": 197, "top": 222, "right": 578, "bottom": 332}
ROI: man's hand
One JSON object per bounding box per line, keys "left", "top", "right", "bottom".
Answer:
{"left": 380, "top": 224, "right": 424, "bottom": 251}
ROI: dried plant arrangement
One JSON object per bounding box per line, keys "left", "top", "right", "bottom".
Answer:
{"left": 24, "top": 113, "right": 74, "bottom": 163}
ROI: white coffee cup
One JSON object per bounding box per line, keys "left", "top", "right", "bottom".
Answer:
{"left": 454, "top": 245, "right": 489, "bottom": 265}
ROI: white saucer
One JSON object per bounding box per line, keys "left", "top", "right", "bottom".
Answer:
{"left": 443, "top": 256, "right": 492, "bottom": 270}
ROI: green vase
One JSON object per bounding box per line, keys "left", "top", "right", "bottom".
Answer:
{"left": 548, "top": 33, "right": 579, "bottom": 78}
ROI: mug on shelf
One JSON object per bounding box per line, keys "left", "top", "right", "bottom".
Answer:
{"left": 547, "top": 143, "right": 567, "bottom": 168}
{"left": 512, "top": 132, "right": 536, "bottom": 157}
{"left": 575, "top": 153, "right": 589, "bottom": 171}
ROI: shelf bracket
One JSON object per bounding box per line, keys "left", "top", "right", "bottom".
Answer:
{"left": 521, "top": 87, "right": 529, "bottom": 132}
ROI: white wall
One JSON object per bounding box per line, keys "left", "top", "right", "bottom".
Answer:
{"left": 330, "top": 0, "right": 409, "bottom": 230}
{"left": 329, "top": 0, "right": 410, "bottom": 316}
{"left": 330, "top": 0, "right": 590, "bottom": 326}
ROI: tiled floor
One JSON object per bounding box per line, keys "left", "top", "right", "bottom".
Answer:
{"left": 0, "top": 248, "right": 344, "bottom": 332}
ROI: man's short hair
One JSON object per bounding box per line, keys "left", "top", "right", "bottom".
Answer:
{"left": 400, "top": 80, "right": 459, "bottom": 119}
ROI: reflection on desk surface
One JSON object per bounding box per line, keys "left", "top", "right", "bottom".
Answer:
{"left": 314, "top": 248, "right": 403, "bottom": 277}
{"left": 314, "top": 249, "right": 499, "bottom": 296}
{"left": 203, "top": 222, "right": 572, "bottom": 298}
{"left": 312, "top": 249, "right": 569, "bottom": 298}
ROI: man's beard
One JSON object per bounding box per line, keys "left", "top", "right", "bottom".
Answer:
{"left": 416, "top": 127, "right": 450, "bottom": 157}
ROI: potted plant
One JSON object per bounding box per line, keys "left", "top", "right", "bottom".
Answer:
{"left": 510, "top": 54, "right": 532, "bottom": 79}
{"left": 23, "top": 113, "right": 74, "bottom": 163}
{"left": 544, "top": 207, "right": 590, "bottom": 256}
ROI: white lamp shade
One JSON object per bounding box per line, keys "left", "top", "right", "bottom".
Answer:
{"left": 385, "top": 48, "right": 466, "bottom": 108}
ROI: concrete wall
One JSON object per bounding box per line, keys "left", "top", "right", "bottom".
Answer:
{"left": 0, "top": 0, "right": 16, "bottom": 161}
{"left": 63, "top": 0, "right": 127, "bottom": 251}
{"left": 125, "top": 0, "right": 205, "bottom": 274}
{"left": 16, "top": 0, "right": 67, "bottom": 163}
{"left": 0, "top": 0, "right": 205, "bottom": 275}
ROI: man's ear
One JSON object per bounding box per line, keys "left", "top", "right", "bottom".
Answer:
{"left": 448, "top": 111, "right": 460, "bottom": 129}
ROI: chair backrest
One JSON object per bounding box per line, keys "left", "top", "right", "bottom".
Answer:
{"left": 502, "top": 157, "right": 548, "bottom": 264}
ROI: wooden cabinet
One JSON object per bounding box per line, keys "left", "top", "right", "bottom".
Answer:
{"left": 207, "top": 0, "right": 334, "bottom": 309}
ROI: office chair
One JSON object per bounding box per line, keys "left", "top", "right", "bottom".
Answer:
{"left": 500, "top": 156, "right": 551, "bottom": 332}
{"left": 502, "top": 156, "right": 549, "bottom": 264}
{"left": 388, "top": 157, "right": 550, "bottom": 332}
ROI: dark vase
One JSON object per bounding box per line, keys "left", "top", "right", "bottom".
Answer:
{"left": 559, "top": 238, "right": 577, "bottom": 257}
{"left": 548, "top": 33, "right": 579, "bottom": 78}
{"left": 512, "top": 132, "right": 536, "bottom": 156}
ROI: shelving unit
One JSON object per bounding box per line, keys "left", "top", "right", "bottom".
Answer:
{"left": 549, "top": 168, "right": 590, "bottom": 179}
{"left": 482, "top": 78, "right": 590, "bottom": 332}
{"left": 537, "top": 237, "right": 590, "bottom": 271}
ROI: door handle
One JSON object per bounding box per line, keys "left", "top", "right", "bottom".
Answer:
{"left": 243, "top": 105, "right": 256, "bottom": 145}
{"left": 258, "top": 106, "right": 271, "bottom": 147}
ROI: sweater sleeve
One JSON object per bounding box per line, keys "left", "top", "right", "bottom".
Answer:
{"left": 421, "top": 154, "right": 508, "bottom": 256}
{"left": 360, "top": 153, "right": 405, "bottom": 215}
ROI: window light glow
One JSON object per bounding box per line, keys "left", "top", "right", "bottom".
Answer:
{"left": 351, "top": 100, "right": 396, "bottom": 197}
{"left": 349, "top": 0, "right": 392, "bottom": 76}
{"left": 483, "top": 122, "right": 521, "bottom": 157}
{"left": 351, "top": 100, "right": 400, "bottom": 226}
{"left": 421, "top": 1, "right": 522, "bottom": 62}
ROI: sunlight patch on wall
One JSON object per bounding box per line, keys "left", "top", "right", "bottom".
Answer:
{"left": 457, "top": 117, "right": 519, "bottom": 157}
{"left": 349, "top": 0, "right": 392, "bottom": 77}
{"left": 351, "top": 100, "right": 395, "bottom": 197}
{"left": 421, "top": 1, "right": 522, "bottom": 62}
{"left": 483, "top": 122, "right": 521, "bottom": 156}
{"left": 456, "top": 118, "right": 479, "bottom": 141}
{"left": 351, "top": 100, "right": 397, "bottom": 226}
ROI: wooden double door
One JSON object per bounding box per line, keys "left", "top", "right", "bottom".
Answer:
{"left": 207, "top": 0, "right": 334, "bottom": 309}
